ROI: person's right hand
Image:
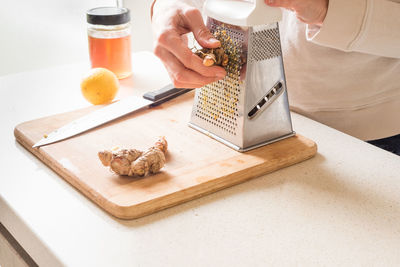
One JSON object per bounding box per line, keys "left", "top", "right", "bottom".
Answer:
{"left": 266, "top": 0, "right": 328, "bottom": 26}
{"left": 151, "top": 1, "right": 226, "bottom": 88}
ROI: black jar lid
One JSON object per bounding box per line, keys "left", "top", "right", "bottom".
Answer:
{"left": 86, "top": 7, "right": 130, "bottom": 25}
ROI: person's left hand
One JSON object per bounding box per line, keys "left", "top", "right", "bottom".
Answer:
{"left": 265, "top": 0, "right": 329, "bottom": 26}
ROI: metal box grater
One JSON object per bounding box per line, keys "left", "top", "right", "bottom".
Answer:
{"left": 189, "top": 14, "right": 295, "bottom": 152}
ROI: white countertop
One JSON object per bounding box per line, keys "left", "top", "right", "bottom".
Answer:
{"left": 1, "top": 52, "right": 400, "bottom": 266}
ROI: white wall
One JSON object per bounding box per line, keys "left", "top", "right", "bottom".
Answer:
{"left": 0, "top": 0, "right": 154, "bottom": 76}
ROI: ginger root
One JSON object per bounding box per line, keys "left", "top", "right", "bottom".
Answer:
{"left": 195, "top": 47, "right": 229, "bottom": 67}
{"left": 98, "top": 137, "right": 168, "bottom": 177}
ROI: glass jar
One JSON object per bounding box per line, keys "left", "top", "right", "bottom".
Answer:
{"left": 86, "top": 7, "right": 132, "bottom": 79}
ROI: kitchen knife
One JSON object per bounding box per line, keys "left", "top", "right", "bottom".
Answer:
{"left": 32, "top": 84, "right": 191, "bottom": 148}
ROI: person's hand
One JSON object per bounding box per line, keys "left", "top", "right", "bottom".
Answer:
{"left": 266, "top": 0, "right": 329, "bottom": 26}
{"left": 151, "top": 1, "right": 226, "bottom": 88}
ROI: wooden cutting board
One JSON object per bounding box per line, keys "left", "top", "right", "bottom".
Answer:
{"left": 14, "top": 91, "right": 317, "bottom": 219}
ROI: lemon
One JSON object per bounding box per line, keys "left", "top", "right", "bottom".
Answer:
{"left": 80, "top": 68, "right": 119, "bottom": 105}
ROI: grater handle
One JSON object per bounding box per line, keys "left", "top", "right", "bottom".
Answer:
{"left": 204, "top": 0, "right": 282, "bottom": 26}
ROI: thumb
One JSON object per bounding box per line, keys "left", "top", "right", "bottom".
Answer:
{"left": 183, "top": 8, "right": 220, "bottom": 48}
{"left": 193, "top": 24, "right": 221, "bottom": 48}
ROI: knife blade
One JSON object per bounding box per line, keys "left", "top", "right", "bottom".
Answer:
{"left": 32, "top": 84, "right": 191, "bottom": 148}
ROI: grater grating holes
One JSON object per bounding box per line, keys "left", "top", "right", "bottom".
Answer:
{"left": 249, "top": 27, "right": 281, "bottom": 62}
{"left": 193, "top": 22, "right": 244, "bottom": 136}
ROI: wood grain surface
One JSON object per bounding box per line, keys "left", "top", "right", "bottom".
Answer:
{"left": 14, "top": 91, "right": 317, "bottom": 219}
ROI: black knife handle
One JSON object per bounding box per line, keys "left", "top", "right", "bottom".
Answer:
{"left": 143, "top": 84, "right": 193, "bottom": 106}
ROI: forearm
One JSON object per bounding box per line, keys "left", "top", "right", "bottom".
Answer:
{"left": 307, "top": 0, "right": 400, "bottom": 58}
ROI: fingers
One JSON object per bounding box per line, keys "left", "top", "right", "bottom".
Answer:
{"left": 156, "top": 27, "right": 226, "bottom": 79}
{"left": 181, "top": 7, "right": 221, "bottom": 49}
{"left": 154, "top": 46, "right": 223, "bottom": 88}
{"left": 265, "top": 0, "right": 328, "bottom": 25}
{"left": 164, "top": 35, "right": 226, "bottom": 78}
{"left": 181, "top": 33, "right": 189, "bottom": 46}
{"left": 152, "top": 3, "right": 227, "bottom": 89}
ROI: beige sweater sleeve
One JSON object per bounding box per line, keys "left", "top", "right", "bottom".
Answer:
{"left": 306, "top": 0, "right": 400, "bottom": 58}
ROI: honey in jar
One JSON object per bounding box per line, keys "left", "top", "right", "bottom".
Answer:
{"left": 86, "top": 7, "right": 132, "bottom": 79}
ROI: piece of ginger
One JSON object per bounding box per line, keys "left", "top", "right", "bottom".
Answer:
{"left": 194, "top": 47, "right": 229, "bottom": 67}
{"left": 98, "top": 137, "right": 168, "bottom": 177}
